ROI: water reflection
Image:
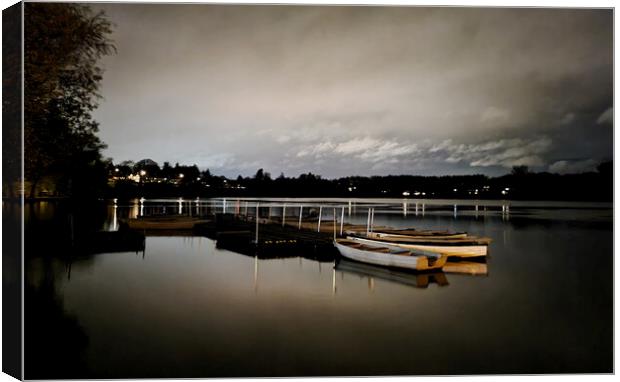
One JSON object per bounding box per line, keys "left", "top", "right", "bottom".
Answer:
{"left": 19, "top": 198, "right": 613, "bottom": 377}
{"left": 336, "top": 258, "right": 449, "bottom": 289}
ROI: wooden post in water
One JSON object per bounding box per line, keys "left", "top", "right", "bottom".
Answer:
{"left": 255, "top": 202, "right": 260, "bottom": 244}
{"left": 282, "top": 204, "right": 286, "bottom": 227}
{"left": 340, "top": 206, "right": 345, "bottom": 236}
{"left": 415, "top": 202, "right": 418, "bottom": 216}
{"left": 366, "top": 208, "right": 371, "bottom": 236}
{"left": 333, "top": 208, "right": 337, "bottom": 240}
{"left": 298, "top": 205, "right": 303, "bottom": 229}
{"left": 453, "top": 204, "right": 457, "bottom": 218}
{"left": 370, "top": 208, "right": 375, "bottom": 232}
{"left": 317, "top": 206, "right": 323, "bottom": 232}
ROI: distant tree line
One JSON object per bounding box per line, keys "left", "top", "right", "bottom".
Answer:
{"left": 106, "top": 160, "right": 613, "bottom": 202}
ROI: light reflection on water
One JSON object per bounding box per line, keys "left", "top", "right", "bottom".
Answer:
{"left": 21, "top": 198, "right": 613, "bottom": 378}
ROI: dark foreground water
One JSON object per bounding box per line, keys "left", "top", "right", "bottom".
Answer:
{"left": 18, "top": 198, "right": 613, "bottom": 378}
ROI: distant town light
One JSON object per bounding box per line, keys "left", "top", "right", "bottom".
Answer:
{"left": 414, "top": 191, "right": 420, "bottom": 196}
{"left": 505, "top": 187, "right": 510, "bottom": 191}
{"left": 179, "top": 173, "right": 184, "bottom": 178}
{"left": 402, "top": 191, "right": 410, "bottom": 196}
{"left": 114, "top": 168, "right": 119, "bottom": 172}
{"left": 196, "top": 177, "right": 201, "bottom": 181}
{"left": 501, "top": 190, "right": 507, "bottom": 195}
{"left": 140, "top": 170, "right": 146, "bottom": 176}
{"left": 453, "top": 188, "right": 458, "bottom": 192}
{"left": 348, "top": 187, "right": 353, "bottom": 192}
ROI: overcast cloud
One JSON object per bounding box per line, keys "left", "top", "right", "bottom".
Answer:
{"left": 92, "top": 5, "right": 613, "bottom": 177}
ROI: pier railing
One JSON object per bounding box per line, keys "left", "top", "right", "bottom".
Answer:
{"left": 109, "top": 197, "right": 515, "bottom": 235}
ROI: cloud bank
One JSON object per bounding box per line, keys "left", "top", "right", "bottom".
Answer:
{"left": 92, "top": 5, "right": 613, "bottom": 177}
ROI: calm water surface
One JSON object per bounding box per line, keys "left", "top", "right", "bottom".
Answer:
{"left": 21, "top": 198, "right": 613, "bottom": 378}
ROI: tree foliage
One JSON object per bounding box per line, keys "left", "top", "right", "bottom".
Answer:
{"left": 24, "top": 3, "right": 115, "bottom": 198}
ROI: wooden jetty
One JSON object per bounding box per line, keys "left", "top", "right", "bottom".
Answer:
{"left": 195, "top": 214, "right": 338, "bottom": 260}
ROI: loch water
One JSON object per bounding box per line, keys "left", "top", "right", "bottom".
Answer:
{"left": 16, "top": 198, "right": 613, "bottom": 378}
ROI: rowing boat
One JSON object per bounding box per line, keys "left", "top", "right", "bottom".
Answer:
{"left": 334, "top": 238, "right": 448, "bottom": 271}
{"left": 347, "top": 227, "right": 467, "bottom": 238}
{"left": 346, "top": 234, "right": 489, "bottom": 258}
{"left": 367, "top": 231, "right": 469, "bottom": 240}
{"left": 126, "top": 216, "right": 209, "bottom": 230}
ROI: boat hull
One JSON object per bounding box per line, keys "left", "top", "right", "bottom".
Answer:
{"left": 126, "top": 218, "right": 209, "bottom": 230}
{"left": 347, "top": 236, "right": 488, "bottom": 258}
{"left": 334, "top": 240, "right": 447, "bottom": 271}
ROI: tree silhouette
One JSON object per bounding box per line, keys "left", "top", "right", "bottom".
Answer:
{"left": 24, "top": 3, "right": 115, "bottom": 198}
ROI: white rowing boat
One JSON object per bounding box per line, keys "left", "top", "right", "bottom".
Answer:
{"left": 372, "top": 229, "right": 469, "bottom": 239}
{"left": 334, "top": 238, "right": 448, "bottom": 271}
{"left": 126, "top": 216, "right": 209, "bottom": 230}
{"left": 346, "top": 235, "right": 488, "bottom": 258}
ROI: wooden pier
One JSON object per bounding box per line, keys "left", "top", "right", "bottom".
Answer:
{"left": 195, "top": 214, "right": 339, "bottom": 260}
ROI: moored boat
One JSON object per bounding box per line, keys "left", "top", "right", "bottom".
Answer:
{"left": 368, "top": 230, "right": 469, "bottom": 240}
{"left": 346, "top": 234, "right": 489, "bottom": 258}
{"left": 126, "top": 216, "right": 210, "bottom": 230}
{"left": 334, "top": 238, "right": 448, "bottom": 272}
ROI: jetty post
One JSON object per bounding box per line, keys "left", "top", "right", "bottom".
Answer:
{"left": 370, "top": 208, "right": 375, "bottom": 232}
{"left": 255, "top": 202, "right": 260, "bottom": 244}
{"left": 298, "top": 205, "right": 303, "bottom": 229}
{"left": 366, "top": 208, "right": 371, "bottom": 235}
{"left": 282, "top": 204, "right": 286, "bottom": 226}
{"left": 340, "top": 206, "right": 345, "bottom": 235}
{"left": 333, "top": 208, "right": 337, "bottom": 240}
{"left": 317, "top": 206, "right": 323, "bottom": 232}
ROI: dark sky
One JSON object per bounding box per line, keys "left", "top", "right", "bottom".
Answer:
{"left": 92, "top": 4, "right": 613, "bottom": 178}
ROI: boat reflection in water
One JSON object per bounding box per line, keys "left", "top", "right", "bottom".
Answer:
{"left": 443, "top": 259, "right": 488, "bottom": 276}
{"left": 335, "top": 258, "right": 449, "bottom": 289}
